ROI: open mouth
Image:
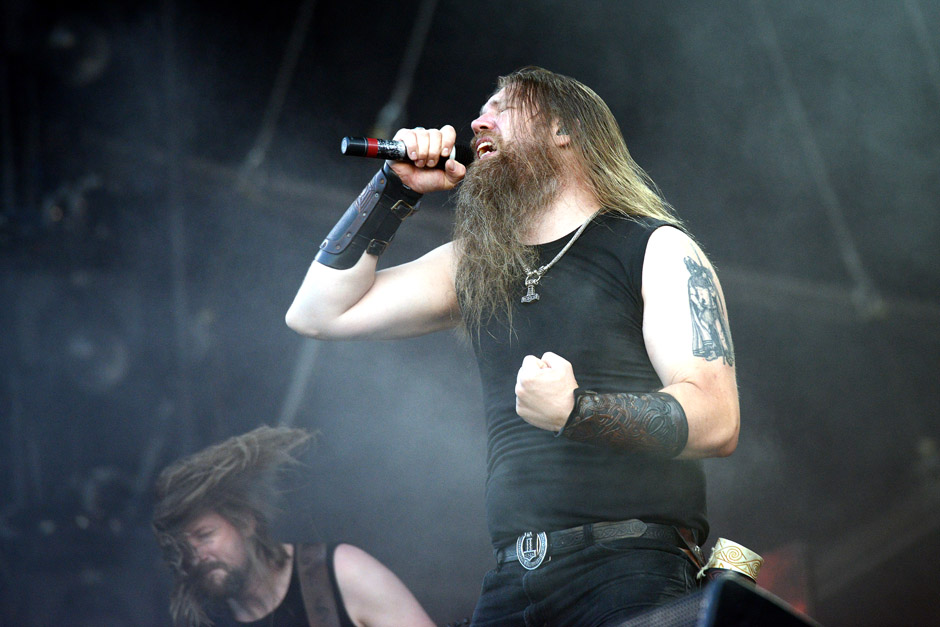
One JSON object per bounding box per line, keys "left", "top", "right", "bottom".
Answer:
{"left": 475, "top": 139, "right": 497, "bottom": 160}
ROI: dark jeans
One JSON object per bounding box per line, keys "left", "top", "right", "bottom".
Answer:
{"left": 470, "top": 537, "right": 700, "bottom": 627}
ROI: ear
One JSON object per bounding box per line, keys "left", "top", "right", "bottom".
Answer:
{"left": 552, "top": 120, "right": 571, "bottom": 147}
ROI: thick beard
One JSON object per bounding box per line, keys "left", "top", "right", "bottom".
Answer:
{"left": 453, "top": 135, "right": 562, "bottom": 336}
{"left": 191, "top": 560, "right": 248, "bottom": 601}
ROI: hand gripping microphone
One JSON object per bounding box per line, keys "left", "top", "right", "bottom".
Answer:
{"left": 341, "top": 137, "right": 474, "bottom": 169}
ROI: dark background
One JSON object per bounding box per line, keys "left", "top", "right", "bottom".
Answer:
{"left": 2, "top": 0, "right": 939, "bottom": 625}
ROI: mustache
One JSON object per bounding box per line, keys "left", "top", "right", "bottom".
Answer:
{"left": 471, "top": 133, "right": 501, "bottom": 155}
{"left": 189, "top": 560, "right": 230, "bottom": 580}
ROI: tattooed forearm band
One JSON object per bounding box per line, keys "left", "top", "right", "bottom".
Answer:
{"left": 559, "top": 390, "right": 689, "bottom": 457}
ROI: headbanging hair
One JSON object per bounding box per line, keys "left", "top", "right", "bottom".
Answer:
{"left": 152, "top": 425, "right": 313, "bottom": 626}
{"left": 497, "top": 66, "right": 683, "bottom": 226}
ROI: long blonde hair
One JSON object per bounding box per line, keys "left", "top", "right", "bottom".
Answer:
{"left": 497, "top": 66, "right": 681, "bottom": 226}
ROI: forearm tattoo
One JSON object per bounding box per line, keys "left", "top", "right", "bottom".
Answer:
{"left": 561, "top": 391, "right": 689, "bottom": 457}
{"left": 684, "top": 252, "right": 734, "bottom": 366}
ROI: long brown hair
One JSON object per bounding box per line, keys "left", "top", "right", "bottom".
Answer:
{"left": 454, "top": 67, "right": 682, "bottom": 337}
{"left": 152, "top": 426, "right": 313, "bottom": 626}
{"left": 498, "top": 66, "right": 681, "bottom": 225}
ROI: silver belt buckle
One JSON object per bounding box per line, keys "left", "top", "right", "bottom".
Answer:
{"left": 516, "top": 531, "right": 549, "bottom": 570}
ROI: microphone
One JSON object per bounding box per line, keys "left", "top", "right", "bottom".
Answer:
{"left": 341, "top": 137, "right": 474, "bottom": 169}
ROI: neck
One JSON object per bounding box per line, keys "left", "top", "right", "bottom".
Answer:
{"left": 227, "top": 543, "right": 294, "bottom": 622}
{"left": 521, "top": 177, "right": 601, "bottom": 245}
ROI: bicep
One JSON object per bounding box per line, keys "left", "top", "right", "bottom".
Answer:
{"left": 321, "top": 243, "right": 460, "bottom": 340}
{"left": 642, "top": 227, "right": 735, "bottom": 378}
{"left": 641, "top": 226, "right": 739, "bottom": 457}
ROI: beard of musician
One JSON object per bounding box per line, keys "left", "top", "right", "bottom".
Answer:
{"left": 453, "top": 123, "right": 565, "bottom": 336}
{"left": 180, "top": 514, "right": 277, "bottom": 619}
{"left": 188, "top": 545, "right": 251, "bottom": 602}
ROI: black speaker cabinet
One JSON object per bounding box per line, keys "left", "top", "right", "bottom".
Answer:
{"left": 618, "top": 575, "right": 821, "bottom": 627}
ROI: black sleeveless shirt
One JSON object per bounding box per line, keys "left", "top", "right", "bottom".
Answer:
{"left": 469, "top": 213, "right": 708, "bottom": 549}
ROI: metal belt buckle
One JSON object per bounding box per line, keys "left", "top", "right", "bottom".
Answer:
{"left": 516, "top": 531, "right": 548, "bottom": 570}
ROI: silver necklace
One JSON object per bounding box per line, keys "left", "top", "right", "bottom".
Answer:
{"left": 521, "top": 215, "right": 594, "bottom": 303}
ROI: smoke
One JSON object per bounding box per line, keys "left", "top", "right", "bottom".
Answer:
{"left": 3, "top": 1, "right": 939, "bottom": 624}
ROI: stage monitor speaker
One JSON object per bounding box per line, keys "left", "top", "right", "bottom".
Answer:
{"left": 618, "top": 575, "right": 822, "bottom": 627}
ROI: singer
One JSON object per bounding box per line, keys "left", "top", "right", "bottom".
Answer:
{"left": 286, "top": 67, "right": 739, "bottom": 626}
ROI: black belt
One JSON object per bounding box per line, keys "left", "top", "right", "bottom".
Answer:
{"left": 496, "top": 519, "right": 702, "bottom": 570}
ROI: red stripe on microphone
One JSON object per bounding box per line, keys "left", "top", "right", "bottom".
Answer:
{"left": 365, "top": 138, "right": 379, "bottom": 158}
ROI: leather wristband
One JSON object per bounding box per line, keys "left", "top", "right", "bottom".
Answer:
{"left": 315, "top": 162, "right": 423, "bottom": 270}
{"left": 557, "top": 389, "right": 689, "bottom": 457}
{"left": 555, "top": 387, "right": 588, "bottom": 437}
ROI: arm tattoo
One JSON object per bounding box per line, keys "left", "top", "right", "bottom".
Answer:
{"left": 684, "top": 252, "right": 735, "bottom": 366}
{"left": 560, "top": 391, "right": 689, "bottom": 457}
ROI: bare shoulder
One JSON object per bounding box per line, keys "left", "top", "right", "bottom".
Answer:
{"left": 331, "top": 543, "right": 392, "bottom": 609}
{"left": 332, "top": 542, "right": 377, "bottom": 574}
{"left": 642, "top": 223, "right": 735, "bottom": 371}
{"left": 642, "top": 226, "right": 722, "bottom": 293}
{"left": 332, "top": 543, "right": 435, "bottom": 627}
{"left": 645, "top": 224, "right": 702, "bottom": 262}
